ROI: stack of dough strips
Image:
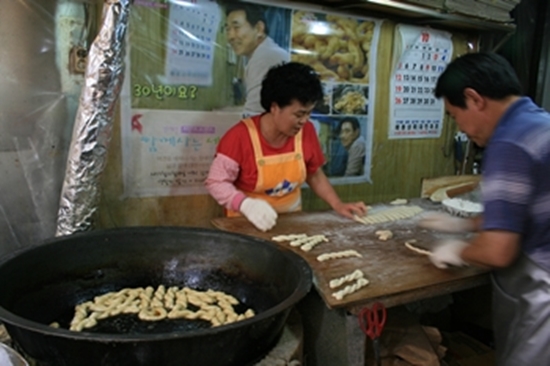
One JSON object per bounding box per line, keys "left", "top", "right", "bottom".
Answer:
{"left": 354, "top": 205, "right": 423, "bottom": 225}
{"left": 68, "top": 285, "right": 254, "bottom": 332}
{"left": 329, "top": 269, "right": 370, "bottom": 300}
{"left": 272, "top": 234, "right": 329, "bottom": 252}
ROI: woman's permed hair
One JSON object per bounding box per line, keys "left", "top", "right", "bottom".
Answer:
{"left": 260, "top": 62, "right": 324, "bottom": 111}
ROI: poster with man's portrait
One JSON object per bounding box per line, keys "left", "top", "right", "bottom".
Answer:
{"left": 121, "top": 0, "right": 381, "bottom": 197}
{"left": 311, "top": 115, "right": 370, "bottom": 181}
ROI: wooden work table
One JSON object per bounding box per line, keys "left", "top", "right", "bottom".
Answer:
{"left": 211, "top": 199, "right": 489, "bottom": 313}
{"left": 212, "top": 199, "right": 490, "bottom": 365}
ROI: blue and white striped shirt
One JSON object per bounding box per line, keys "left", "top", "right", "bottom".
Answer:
{"left": 482, "top": 97, "right": 550, "bottom": 270}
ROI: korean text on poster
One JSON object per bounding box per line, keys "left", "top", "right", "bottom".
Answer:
{"left": 123, "top": 0, "right": 382, "bottom": 197}
{"left": 121, "top": 109, "right": 239, "bottom": 197}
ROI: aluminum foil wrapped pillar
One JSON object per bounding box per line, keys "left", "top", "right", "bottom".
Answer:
{"left": 56, "top": 0, "right": 132, "bottom": 236}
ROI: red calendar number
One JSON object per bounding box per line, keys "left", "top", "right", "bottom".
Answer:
{"left": 421, "top": 32, "right": 430, "bottom": 42}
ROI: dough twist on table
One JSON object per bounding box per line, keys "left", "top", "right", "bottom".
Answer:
{"left": 271, "top": 234, "right": 307, "bottom": 242}
{"left": 299, "top": 235, "right": 329, "bottom": 251}
{"left": 272, "top": 234, "right": 329, "bottom": 251}
{"left": 317, "top": 250, "right": 362, "bottom": 262}
{"left": 331, "top": 278, "right": 370, "bottom": 300}
{"left": 289, "top": 235, "right": 318, "bottom": 247}
{"left": 329, "top": 269, "right": 365, "bottom": 289}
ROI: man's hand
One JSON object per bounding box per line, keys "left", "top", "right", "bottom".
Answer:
{"left": 418, "top": 211, "right": 475, "bottom": 233}
{"left": 239, "top": 198, "right": 277, "bottom": 232}
{"left": 430, "top": 239, "right": 469, "bottom": 269}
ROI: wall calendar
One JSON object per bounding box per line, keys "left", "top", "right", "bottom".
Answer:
{"left": 388, "top": 24, "right": 453, "bottom": 139}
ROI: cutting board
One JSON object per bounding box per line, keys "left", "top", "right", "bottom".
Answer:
{"left": 421, "top": 175, "right": 481, "bottom": 201}
{"left": 211, "top": 200, "right": 488, "bottom": 311}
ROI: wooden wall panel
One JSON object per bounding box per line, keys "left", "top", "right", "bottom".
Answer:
{"left": 96, "top": 17, "right": 473, "bottom": 229}
{"left": 305, "top": 21, "right": 472, "bottom": 210}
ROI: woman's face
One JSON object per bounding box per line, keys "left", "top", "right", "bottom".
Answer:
{"left": 339, "top": 121, "right": 359, "bottom": 149}
{"left": 271, "top": 100, "right": 314, "bottom": 136}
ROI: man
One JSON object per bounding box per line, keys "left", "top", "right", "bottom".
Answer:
{"left": 419, "top": 52, "right": 550, "bottom": 365}
{"left": 224, "top": 1, "right": 289, "bottom": 116}
{"left": 338, "top": 117, "right": 366, "bottom": 176}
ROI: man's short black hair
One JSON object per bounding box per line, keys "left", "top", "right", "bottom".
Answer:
{"left": 260, "top": 62, "right": 324, "bottom": 111}
{"left": 224, "top": 1, "right": 268, "bottom": 35}
{"left": 435, "top": 52, "right": 522, "bottom": 108}
{"left": 338, "top": 117, "right": 361, "bottom": 133}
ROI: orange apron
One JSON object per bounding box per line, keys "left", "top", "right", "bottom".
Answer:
{"left": 227, "top": 118, "right": 306, "bottom": 216}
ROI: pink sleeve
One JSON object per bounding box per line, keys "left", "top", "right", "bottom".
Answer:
{"left": 205, "top": 153, "right": 247, "bottom": 211}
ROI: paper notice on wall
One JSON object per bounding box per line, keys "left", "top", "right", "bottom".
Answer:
{"left": 121, "top": 109, "right": 239, "bottom": 197}
{"left": 164, "top": 0, "right": 221, "bottom": 86}
{"left": 388, "top": 25, "right": 452, "bottom": 139}
{"left": 124, "top": 0, "right": 384, "bottom": 197}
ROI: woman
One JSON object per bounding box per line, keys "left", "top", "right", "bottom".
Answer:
{"left": 205, "top": 62, "right": 367, "bottom": 231}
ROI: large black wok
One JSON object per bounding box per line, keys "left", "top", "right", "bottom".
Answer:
{"left": 0, "top": 227, "right": 312, "bottom": 366}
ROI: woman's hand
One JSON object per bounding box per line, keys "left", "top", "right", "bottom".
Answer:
{"left": 306, "top": 169, "right": 368, "bottom": 220}
{"left": 240, "top": 198, "right": 278, "bottom": 232}
{"left": 332, "top": 201, "right": 368, "bottom": 219}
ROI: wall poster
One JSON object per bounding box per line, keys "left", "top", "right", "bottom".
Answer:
{"left": 121, "top": 0, "right": 382, "bottom": 197}
{"left": 388, "top": 24, "right": 453, "bottom": 139}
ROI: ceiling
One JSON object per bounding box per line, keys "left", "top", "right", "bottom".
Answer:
{"left": 284, "top": 0, "right": 516, "bottom": 34}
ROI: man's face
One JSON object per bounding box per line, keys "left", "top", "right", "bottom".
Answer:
{"left": 225, "top": 10, "right": 262, "bottom": 57}
{"left": 271, "top": 100, "right": 314, "bottom": 136}
{"left": 339, "top": 121, "right": 359, "bottom": 149}
{"left": 444, "top": 98, "right": 487, "bottom": 147}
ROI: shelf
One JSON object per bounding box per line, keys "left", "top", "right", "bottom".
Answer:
{"left": 290, "top": 0, "right": 516, "bottom": 33}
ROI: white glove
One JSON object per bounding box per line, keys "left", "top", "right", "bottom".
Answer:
{"left": 430, "top": 239, "right": 469, "bottom": 269}
{"left": 239, "top": 198, "right": 278, "bottom": 232}
{"left": 418, "top": 211, "right": 474, "bottom": 233}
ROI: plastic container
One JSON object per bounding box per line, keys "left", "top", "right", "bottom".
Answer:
{"left": 442, "top": 198, "right": 483, "bottom": 218}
